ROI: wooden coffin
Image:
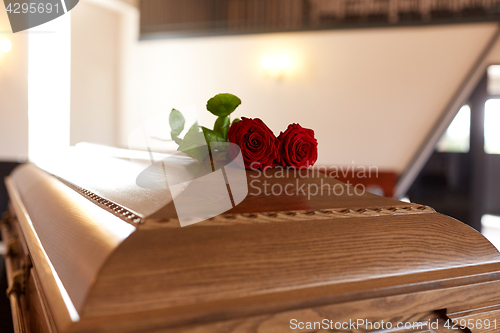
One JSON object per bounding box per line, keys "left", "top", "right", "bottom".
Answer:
{"left": 3, "top": 157, "right": 500, "bottom": 333}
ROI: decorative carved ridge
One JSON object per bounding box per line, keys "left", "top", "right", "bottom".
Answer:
{"left": 52, "top": 175, "right": 145, "bottom": 225}
{"left": 51, "top": 173, "right": 435, "bottom": 228}
{"left": 145, "top": 205, "right": 436, "bottom": 228}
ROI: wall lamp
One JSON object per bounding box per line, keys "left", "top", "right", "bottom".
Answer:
{"left": 261, "top": 54, "right": 291, "bottom": 78}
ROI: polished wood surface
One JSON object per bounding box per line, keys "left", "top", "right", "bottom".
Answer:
{"left": 9, "top": 164, "right": 134, "bottom": 315}
{"left": 1, "top": 214, "right": 29, "bottom": 333}
{"left": 5, "top": 178, "right": 73, "bottom": 332}
{"left": 83, "top": 213, "right": 500, "bottom": 317}
{"left": 4, "top": 162, "right": 500, "bottom": 332}
{"left": 27, "top": 268, "right": 56, "bottom": 333}
{"left": 36, "top": 156, "right": 408, "bottom": 223}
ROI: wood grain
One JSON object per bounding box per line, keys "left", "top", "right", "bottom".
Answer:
{"left": 1, "top": 218, "right": 28, "bottom": 333}
{"left": 27, "top": 268, "right": 56, "bottom": 333}
{"left": 448, "top": 303, "right": 500, "bottom": 333}
{"left": 5, "top": 177, "right": 74, "bottom": 332}
{"left": 9, "top": 164, "right": 135, "bottom": 313}
{"left": 69, "top": 277, "right": 500, "bottom": 332}
{"left": 5, "top": 162, "right": 500, "bottom": 333}
{"left": 82, "top": 212, "right": 500, "bottom": 317}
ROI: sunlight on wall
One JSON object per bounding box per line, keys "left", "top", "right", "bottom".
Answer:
{"left": 28, "top": 15, "right": 71, "bottom": 163}
{"left": 485, "top": 99, "right": 500, "bottom": 154}
{"left": 27, "top": 13, "right": 77, "bottom": 322}
{"left": 436, "top": 105, "right": 471, "bottom": 153}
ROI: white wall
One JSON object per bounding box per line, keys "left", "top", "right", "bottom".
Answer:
{"left": 124, "top": 23, "right": 498, "bottom": 172}
{"left": 485, "top": 33, "right": 500, "bottom": 64}
{"left": 1, "top": 2, "right": 498, "bottom": 171}
{"left": 0, "top": 0, "right": 129, "bottom": 161}
{"left": 0, "top": 1, "right": 28, "bottom": 162}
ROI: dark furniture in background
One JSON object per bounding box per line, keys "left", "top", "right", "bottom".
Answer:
{"left": 139, "top": 0, "right": 500, "bottom": 39}
{"left": 408, "top": 152, "right": 472, "bottom": 226}
{"left": 0, "top": 162, "right": 21, "bottom": 220}
{"left": 0, "top": 162, "right": 20, "bottom": 333}
{"left": 407, "top": 153, "right": 500, "bottom": 232}
{"left": 408, "top": 75, "right": 500, "bottom": 232}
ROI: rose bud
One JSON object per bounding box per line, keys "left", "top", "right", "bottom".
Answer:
{"left": 228, "top": 117, "right": 278, "bottom": 170}
{"left": 277, "top": 124, "right": 318, "bottom": 168}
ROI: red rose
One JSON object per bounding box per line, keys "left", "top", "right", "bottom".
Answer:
{"left": 228, "top": 117, "right": 278, "bottom": 170}
{"left": 277, "top": 124, "right": 318, "bottom": 168}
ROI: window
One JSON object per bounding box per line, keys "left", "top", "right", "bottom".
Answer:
{"left": 436, "top": 105, "right": 471, "bottom": 153}
{"left": 485, "top": 99, "right": 500, "bottom": 154}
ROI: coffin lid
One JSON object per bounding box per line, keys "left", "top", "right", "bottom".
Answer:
{"left": 6, "top": 153, "right": 500, "bottom": 332}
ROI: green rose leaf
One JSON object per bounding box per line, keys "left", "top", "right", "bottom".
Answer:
{"left": 177, "top": 131, "right": 210, "bottom": 162}
{"left": 202, "top": 127, "right": 229, "bottom": 168}
{"left": 232, "top": 118, "right": 241, "bottom": 124}
{"left": 187, "top": 121, "right": 200, "bottom": 134}
{"left": 206, "top": 93, "right": 241, "bottom": 117}
{"left": 202, "top": 126, "right": 226, "bottom": 147}
{"left": 213, "top": 116, "right": 230, "bottom": 140}
{"left": 169, "top": 109, "right": 185, "bottom": 145}
{"left": 177, "top": 127, "right": 226, "bottom": 163}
